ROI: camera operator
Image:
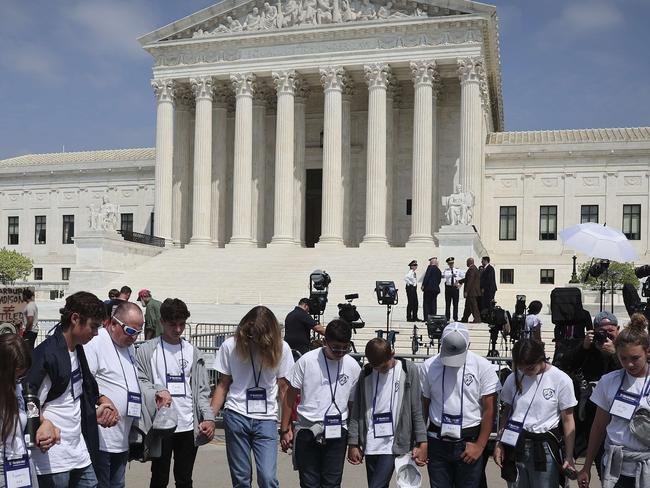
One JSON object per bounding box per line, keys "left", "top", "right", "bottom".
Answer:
{"left": 284, "top": 298, "right": 326, "bottom": 355}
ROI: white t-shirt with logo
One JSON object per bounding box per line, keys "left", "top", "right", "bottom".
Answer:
{"left": 365, "top": 364, "right": 402, "bottom": 455}
{"left": 32, "top": 351, "right": 91, "bottom": 475}
{"left": 22, "top": 301, "right": 38, "bottom": 332}
{"left": 501, "top": 365, "right": 577, "bottom": 434}
{"left": 591, "top": 369, "right": 650, "bottom": 477}
{"left": 290, "top": 348, "right": 361, "bottom": 423}
{"left": 215, "top": 337, "right": 295, "bottom": 420}
{"left": 420, "top": 351, "right": 501, "bottom": 431}
{"left": 151, "top": 339, "right": 195, "bottom": 432}
{"left": 84, "top": 327, "right": 139, "bottom": 452}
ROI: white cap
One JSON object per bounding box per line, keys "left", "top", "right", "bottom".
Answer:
{"left": 394, "top": 454, "right": 422, "bottom": 488}
{"left": 440, "top": 322, "right": 470, "bottom": 367}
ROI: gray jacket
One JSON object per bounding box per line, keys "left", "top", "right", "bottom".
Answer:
{"left": 348, "top": 358, "right": 427, "bottom": 455}
{"left": 135, "top": 337, "right": 214, "bottom": 447}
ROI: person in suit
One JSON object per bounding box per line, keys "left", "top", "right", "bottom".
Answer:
{"left": 460, "top": 257, "right": 481, "bottom": 323}
{"left": 479, "top": 256, "right": 497, "bottom": 313}
{"left": 421, "top": 257, "right": 442, "bottom": 320}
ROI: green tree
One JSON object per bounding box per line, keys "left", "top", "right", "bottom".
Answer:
{"left": 0, "top": 248, "right": 33, "bottom": 285}
{"left": 578, "top": 260, "right": 640, "bottom": 289}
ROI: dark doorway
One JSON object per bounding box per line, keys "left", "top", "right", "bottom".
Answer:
{"left": 305, "top": 169, "right": 322, "bottom": 248}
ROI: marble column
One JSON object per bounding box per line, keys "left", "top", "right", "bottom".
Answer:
{"left": 361, "top": 63, "right": 390, "bottom": 246}
{"left": 211, "top": 83, "right": 230, "bottom": 247}
{"left": 341, "top": 82, "right": 354, "bottom": 246}
{"left": 228, "top": 72, "right": 256, "bottom": 246}
{"left": 407, "top": 60, "right": 438, "bottom": 246}
{"left": 458, "top": 57, "right": 484, "bottom": 229}
{"left": 317, "top": 66, "right": 347, "bottom": 246}
{"left": 385, "top": 75, "right": 399, "bottom": 245}
{"left": 293, "top": 80, "right": 310, "bottom": 245}
{"left": 251, "top": 83, "right": 270, "bottom": 247}
{"left": 270, "top": 70, "right": 297, "bottom": 245}
{"left": 151, "top": 79, "right": 175, "bottom": 241}
{"left": 189, "top": 76, "right": 213, "bottom": 245}
{"left": 172, "top": 85, "right": 193, "bottom": 247}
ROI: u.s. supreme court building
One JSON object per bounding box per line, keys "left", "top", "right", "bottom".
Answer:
{"left": 1, "top": 0, "right": 649, "bottom": 311}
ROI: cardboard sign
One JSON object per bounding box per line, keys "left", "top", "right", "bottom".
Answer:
{"left": 0, "top": 287, "right": 35, "bottom": 326}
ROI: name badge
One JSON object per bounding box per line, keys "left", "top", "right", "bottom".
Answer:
{"left": 127, "top": 392, "right": 142, "bottom": 418}
{"left": 3, "top": 454, "right": 32, "bottom": 488}
{"left": 609, "top": 389, "right": 640, "bottom": 420}
{"left": 166, "top": 374, "right": 186, "bottom": 397}
{"left": 500, "top": 419, "right": 523, "bottom": 447}
{"left": 324, "top": 414, "right": 342, "bottom": 439}
{"left": 373, "top": 412, "right": 394, "bottom": 438}
{"left": 440, "top": 413, "right": 462, "bottom": 440}
{"left": 246, "top": 387, "right": 267, "bottom": 414}
{"left": 71, "top": 368, "right": 83, "bottom": 400}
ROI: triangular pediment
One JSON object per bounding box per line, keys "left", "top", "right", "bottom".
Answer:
{"left": 139, "top": 0, "right": 495, "bottom": 44}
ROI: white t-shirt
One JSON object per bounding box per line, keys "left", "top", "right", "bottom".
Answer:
{"left": 523, "top": 314, "right": 542, "bottom": 339}
{"left": 22, "top": 301, "right": 38, "bottom": 332}
{"left": 501, "top": 365, "right": 577, "bottom": 434}
{"left": 84, "top": 328, "right": 139, "bottom": 452}
{"left": 420, "top": 351, "right": 501, "bottom": 431}
{"left": 2, "top": 384, "right": 29, "bottom": 459}
{"left": 32, "top": 351, "right": 91, "bottom": 475}
{"left": 151, "top": 339, "right": 195, "bottom": 432}
{"left": 591, "top": 369, "right": 650, "bottom": 477}
{"left": 215, "top": 337, "right": 295, "bottom": 420}
{"left": 365, "top": 364, "right": 402, "bottom": 455}
{"left": 290, "top": 348, "right": 361, "bottom": 423}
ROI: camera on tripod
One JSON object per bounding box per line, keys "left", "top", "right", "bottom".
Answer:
{"left": 337, "top": 293, "right": 365, "bottom": 329}
{"left": 308, "top": 270, "right": 331, "bottom": 316}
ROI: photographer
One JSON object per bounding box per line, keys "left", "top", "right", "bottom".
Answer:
{"left": 284, "top": 299, "right": 326, "bottom": 356}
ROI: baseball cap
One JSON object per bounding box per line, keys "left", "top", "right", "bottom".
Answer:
{"left": 593, "top": 310, "right": 618, "bottom": 328}
{"left": 440, "top": 322, "right": 470, "bottom": 367}
{"left": 136, "top": 289, "right": 151, "bottom": 301}
{"left": 394, "top": 453, "right": 422, "bottom": 488}
{"left": 152, "top": 405, "right": 177, "bottom": 436}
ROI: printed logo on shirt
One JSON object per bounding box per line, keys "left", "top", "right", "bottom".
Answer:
{"left": 179, "top": 359, "right": 190, "bottom": 370}
{"left": 464, "top": 373, "right": 475, "bottom": 386}
{"left": 543, "top": 388, "right": 555, "bottom": 400}
{"left": 394, "top": 381, "right": 400, "bottom": 393}
{"left": 339, "top": 374, "right": 349, "bottom": 386}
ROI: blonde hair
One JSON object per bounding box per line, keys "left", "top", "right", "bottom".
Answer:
{"left": 234, "top": 306, "right": 283, "bottom": 369}
{"left": 615, "top": 313, "right": 650, "bottom": 350}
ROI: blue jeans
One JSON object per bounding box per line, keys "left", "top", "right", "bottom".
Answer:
{"left": 507, "top": 440, "right": 558, "bottom": 488}
{"left": 223, "top": 409, "right": 279, "bottom": 488}
{"left": 294, "top": 428, "right": 347, "bottom": 488}
{"left": 38, "top": 464, "right": 98, "bottom": 488}
{"left": 365, "top": 454, "right": 395, "bottom": 488}
{"left": 94, "top": 451, "right": 129, "bottom": 488}
{"left": 427, "top": 437, "right": 483, "bottom": 488}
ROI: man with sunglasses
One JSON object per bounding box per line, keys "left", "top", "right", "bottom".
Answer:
{"left": 83, "top": 302, "right": 144, "bottom": 488}
{"left": 280, "top": 319, "right": 361, "bottom": 487}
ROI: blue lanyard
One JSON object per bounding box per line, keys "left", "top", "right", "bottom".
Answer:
{"left": 372, "top": 365, "right": 396, "bottom": 417}
{"left": 509, "top": 369, "right": 546, "bottom": 426}
{"left": 249, "top": 348, "right": 263, "bottom": 388}
{"left": 613, "top": 363, "right": 650, "bottom": 406}
{"left": 323, "top": 350, "right": 342, "bottom": 415}
{"left": 112, "top": 342, "right": 140, "bottom": 394}
{"left": 3, "top": 396, "right": 29, "bottom": 461}
{"left": 161, "top": 339, "right": 185, "bottom": 377}
{"left": 441, "top": 362, "right": 466, "bottom": 421}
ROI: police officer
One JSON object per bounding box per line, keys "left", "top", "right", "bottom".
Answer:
{"left": 443, "top": 258, "right": 463, "bottom": 322}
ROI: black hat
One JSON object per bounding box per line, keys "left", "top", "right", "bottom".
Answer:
{"left": 446, "top": 257, "right": 455, "bottom": 263}
{"left": 408, "top": 260, "right": 418, "bottom": 267}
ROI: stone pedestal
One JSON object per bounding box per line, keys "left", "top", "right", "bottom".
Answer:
{"left": 435, "top": 225, "right": 487, "bottom": 263}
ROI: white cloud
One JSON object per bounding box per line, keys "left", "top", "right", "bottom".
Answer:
{"left": 559, "top": 2, "right": 624, "bottom": 33}
{"left": 0, "top": 41, "right": 62, "bottom": 81}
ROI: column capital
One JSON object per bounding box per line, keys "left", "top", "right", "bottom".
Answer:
{"left": 410, "top": 60, "right": 438, "bottom": 87}
{"left": 364, "top": 63, "right": 391, "bottom": 89}
{"left": 320, "top": 66, "right": 347, "bottom": 92}
{"left": 151, "top": 79, "right": 176, "bottom": 103}
{"left": 272, "top": 70, "right": 298, "bottom": 95}
{"left": 457, "top": 57, "right": 485, "bottom": 84}
{"left": 230, "top": 72, "right": 257, "bottom": 97}
{"left": 295, "top": 76, "right": 311, "bottom": 102}
{"left": 212, "top": 82, "right": 232, "bottom": 107}
{"left": 190, "top": 76, "right": 214, "bottom": 101}
{"left": 175, "top": 84, "right": 195, "bottom": 110}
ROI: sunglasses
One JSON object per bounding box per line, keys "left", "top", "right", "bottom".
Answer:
{"left": 327, "top": 344, "right": 351, "bottom": 355}
{"left": 112, "top": 316, "right": 143, "bottom": 337}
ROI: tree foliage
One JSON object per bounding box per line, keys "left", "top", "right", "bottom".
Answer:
{"left": 0, "top": 248, "right": 33, "bottom": 285}
{"left": 578, "top": 260, "right": 639, "bottom": 289}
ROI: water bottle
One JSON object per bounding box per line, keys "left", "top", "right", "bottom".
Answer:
{"left": 23, "top": 384, "right": 41, "bottom": 448}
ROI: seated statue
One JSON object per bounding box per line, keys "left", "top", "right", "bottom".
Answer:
{"left": 443, "top": 184, "right": 475, "bottom": 226}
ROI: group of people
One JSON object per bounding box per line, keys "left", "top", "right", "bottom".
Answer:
{"left": 1, "top": 288, "right": 650, "bottom": 488}
{"left": 405, "top": 256, "right": 497, "bottom": 324}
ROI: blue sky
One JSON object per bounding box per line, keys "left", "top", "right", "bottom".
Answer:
{"left": 0, "top": 0, "right": 648, "bottom": 159}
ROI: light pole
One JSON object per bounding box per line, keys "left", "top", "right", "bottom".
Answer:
{"left": 569, "top": 255, "right": 579, "bottom": 283}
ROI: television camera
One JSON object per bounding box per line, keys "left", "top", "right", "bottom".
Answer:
{"left": 308, "top": 269, "right": 331, "bottom": 317}
{"left": 337, "top": 293, "right": 365, "bottom": 329}
{"left": 622, "top": 264, "right": 650, "bottom": 322}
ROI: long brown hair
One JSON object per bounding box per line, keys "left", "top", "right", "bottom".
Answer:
{"left": 0, "top": 334, "right": 31, "bottom": 441}
{"left": 234, "top": 306, "right": 283, "bottom": 369}
{"left": 511, "top": 339, "right": 546, "bottom": 394}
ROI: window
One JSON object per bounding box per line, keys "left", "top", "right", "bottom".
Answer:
{"left": 34, "top": 216, "right": 46, "bottom": 244}
{"left": 623, "top": 204, "right": 641, "bottom": 240}
{"left": 539, "top": 206, "right": 557, "bottom": 240}
{"left": 120, "top": 213, "right": 134, "bottom": 234}
{"left": 406, "top": 199, "right": 412, "bottom": 216}
{"left": 500, "top": 269, "right": 514, "bottom": 284}
{"left": 499, "top": 206, "right": 517, "bottom": 240}
{"left": 540, "top": 269, "right": 555, "bottom": 284}
{"left": 8, "top": 216, "right": 19, "bottom": 245}
{"left": 62, "top": 215, "right": 75, "bottom": 244}
{"left": 62, "top": 268, "right": 71, "bottom": 281}
{"left": 34, "top": 268, "right": 43, "bottom": 281}
{"left": 581, "top": 205, "right": 599, "bottom": 224}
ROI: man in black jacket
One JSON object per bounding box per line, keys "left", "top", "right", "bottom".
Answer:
{"left": 422, "top": 257, "right": 442, "bottom": 319}
{"left": 284, "top": 298, "right": 326, "bottom": 355}
{"left": 479, "top": 256, "right": 497, "bottom": 313}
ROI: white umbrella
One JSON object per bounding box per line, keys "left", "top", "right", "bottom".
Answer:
{"left": 559, "top": 222, "right": 639, "bottom": 262}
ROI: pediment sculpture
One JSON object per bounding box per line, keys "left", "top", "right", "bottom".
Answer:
{"left": 442, "top": 184, "right": 474, "bottom": 226}
{"left": 191, "top": 0, "right": 436, "bottom": 38}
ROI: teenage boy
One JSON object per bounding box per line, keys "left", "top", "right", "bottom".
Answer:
{"left": 136, "top": 298, "right": 215, "bottom": 488}
{"left": 25, "top": 291, "right": 119, "bottom": 488}
{"left": 420, "top": 323, "right": 500, "bottom": 488}
{"left": 280, "top": 319, "right": 361, "bottom": 488}
{"left": 347, "top": 338, "right": 428, "bottom": 488}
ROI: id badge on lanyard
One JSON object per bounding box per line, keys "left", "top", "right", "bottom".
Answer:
{"left": 373, "top": 412, "right": 394, "bottom": 438}
{"left": 71, "top": 368, "right": 83, "bottom": 400}
{"left": 440, "top": 413, "right": 462, "bottom": 440}
{"left": 324, "top": 414, "right": 342, "bottom": 439}
{"left": 166, "top": 374, "right": 186, "bottom": 397}
{"left": 127, "top": 392, "right": 142, "bottom": 418}
{"left": 3, "top": 454, "right": 32, "bottom": 488}
{"left": 246, "top": 387, "right": 267, "bottom": 414}
{"left": 500, "top": 419, "right": 523, "bottom": 447}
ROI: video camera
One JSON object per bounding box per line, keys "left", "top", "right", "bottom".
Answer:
{"left": 308, "top": 269, "right": 331, "bottom": 316}
{"left": 622, "top": 264, "right": 650, "bottom": 322}
{"left": 337, "top": 293, "right": 365, "bottom": 329}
